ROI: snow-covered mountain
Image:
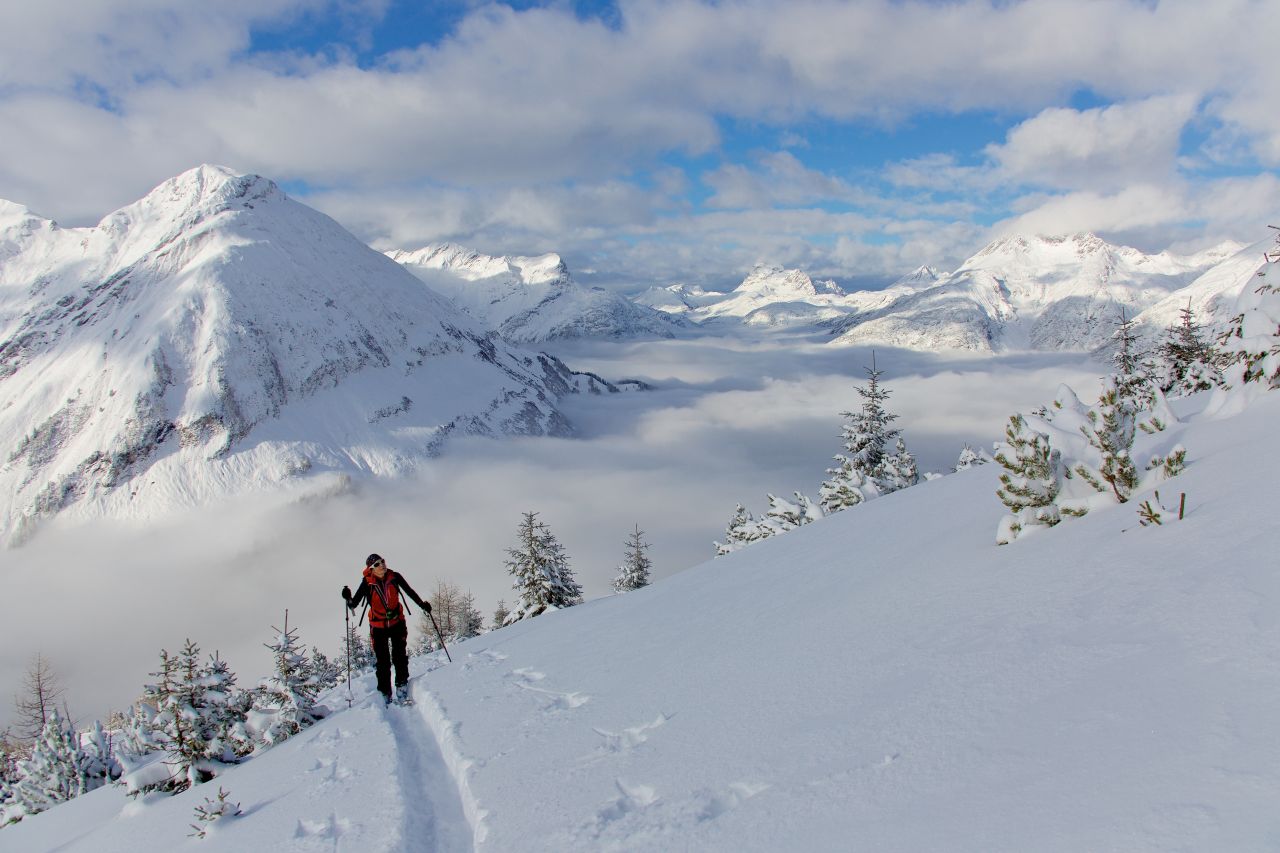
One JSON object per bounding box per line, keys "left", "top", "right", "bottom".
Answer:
{"left": 634, "top": 236, "right": 1247, "bottom": 352}
{"left": 0, "top": 166, "right": 634, "bottom": 544}
{"left": 827, "top": 233, "right": 1248, "bottom": 352}
{"left": 389, "top": 243, "right": 681, "bottom": 343}
{"left": 8, "top": 374, "right": 1279, "bottom": 851}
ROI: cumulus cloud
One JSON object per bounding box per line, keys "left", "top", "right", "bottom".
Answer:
{"left": 986, "top": 96, "right": 1199, "bottom": 191}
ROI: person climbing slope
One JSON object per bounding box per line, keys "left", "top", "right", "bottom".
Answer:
{"left": 342, "top": 553, "right": 431, "bottom": 705}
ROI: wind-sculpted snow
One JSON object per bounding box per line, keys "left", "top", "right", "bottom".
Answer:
{"left": 390, "top": 243, "right": 681, "bottom": 343}
{"left": 0, "top": 166, "right": 633, "bottom": 544}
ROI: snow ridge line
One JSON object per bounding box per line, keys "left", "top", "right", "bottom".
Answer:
{"left": 412, "top": 683, "right": 490, "bottom": 847}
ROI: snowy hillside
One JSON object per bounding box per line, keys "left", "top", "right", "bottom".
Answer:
{"left": 828, "top": 233, "right": 1246, "bottom": 352}
{"left": 389, "top": 243, "right": 680, "bottom": 343}
{"left": 0, "top": 166, "right": 631, "bottom": 544}
{"left": 7, "top": 375, "right": 1279, "bottom": 851}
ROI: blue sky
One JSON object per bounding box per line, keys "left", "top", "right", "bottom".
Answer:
{"left": 1, "top": 0, "right": 1278, "bottom": 290}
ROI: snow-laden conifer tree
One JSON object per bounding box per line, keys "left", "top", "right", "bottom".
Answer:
{"left": 492, "top": 600, "right": 511, "bottom": 631}
{"left": 1110, "top": 307, "right": 1158, "bottom": 408}
{"left": 1074, "top": 377, "right": 1139, "bottom": 503}
{"left": 820, "top": 356, "right": 916, "bottom": 512}
{"left": 1217, "top": 240, "right": 1280, "bottom": 390}
{"left": 457, "top": 592, "right": 485, "bottom": 640}
{"left": 714, "top": 504, "right": 771, "bottom": 556}
{"left": 4, "top": 710, "right": 114, "bottom": 822}
{"left": 1159, "top": 300, "right": 1223, "bottom": 395}
{"left": 504, "top": 512, "right": 583, "bottom": 624}
{"left": 764, "top": 492, "right": 824, "bottom": 532}
{"left": 308, "top": 647, "right": 343, "bottom": 690}
{"left": 251, "top": 614, "right": 323, "bottom": 746}
{"left": 954, "top": 444, "right": 993, "bottom": 471}
{"left": 139, "top": 642, "right": 251, "bottom": 790}
{"left": 341, "top": 623, "right": 375, "bottom": 674}
{"left": 994, "top": 414, "right": 1064, "bottom": 545}
{"left": 614, "top": 525, "right": 653, "bottom": 593}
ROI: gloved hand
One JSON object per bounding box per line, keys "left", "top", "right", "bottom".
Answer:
{"left": 423, "top": 600, "right": 432, "bottom": 614}
{"left": 341, "top": 585, "right": 352, "bottom": 602}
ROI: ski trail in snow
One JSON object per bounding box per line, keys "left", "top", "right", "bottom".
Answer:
{"left": 383, "top": 699, "right": 474, "bottom": 853}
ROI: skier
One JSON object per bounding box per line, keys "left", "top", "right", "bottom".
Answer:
{"left": 342, "top": 553, "right": 431, "bottom": 705}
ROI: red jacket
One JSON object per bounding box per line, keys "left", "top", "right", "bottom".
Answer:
{"left": 347, "top": 568, "right": 428, "bottom": 629}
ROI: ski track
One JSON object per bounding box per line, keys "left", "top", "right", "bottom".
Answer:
{"left": 382, "top": 687, "right": 474, "bottom": 853}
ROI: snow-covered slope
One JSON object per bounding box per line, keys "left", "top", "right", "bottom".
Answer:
{"left": 830, "top": 232, "right": 1246, "bottom": 352}
{"left": 389, "top": 243, "right": 680, "bottom": 343}
{"left": 0, "top": 166, "right": 629, "bottom": 544}
{"left": 8, "top": 382, "right": 1279, "bottom": 852}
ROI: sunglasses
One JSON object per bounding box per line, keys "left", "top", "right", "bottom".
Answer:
{"left": 371, "top": 559, "right": 386, "bottom": 568}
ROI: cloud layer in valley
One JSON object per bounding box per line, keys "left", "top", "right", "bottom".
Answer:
{"left": 0, "top": 336, "right": 1106, "bottom": 727}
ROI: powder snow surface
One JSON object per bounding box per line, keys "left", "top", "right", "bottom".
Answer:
{"left": 6, "top": 393, "right": 1280, "bottom": 852}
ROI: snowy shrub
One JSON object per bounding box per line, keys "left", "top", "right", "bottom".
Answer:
{"left": 1215, "top": 240, "right": 1280, "bottom": 395}
{"left": 994, "top": 414, "right": 1065, "bottom": 544}
{"left": 189, "top": 786, "right": 241, "bottom": 839}
{"left": 954, "top": 444, "right": 993, "bottom": 471}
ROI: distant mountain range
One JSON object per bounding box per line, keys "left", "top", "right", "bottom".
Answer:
{"left": 0, "top": 164, "right": 1266, "bottom": 541}
{"left": 637, "top": 234, "right": 1253, "bottom": 352}
{"left": 0, "top": 166, "right": 637, "bottom": 543}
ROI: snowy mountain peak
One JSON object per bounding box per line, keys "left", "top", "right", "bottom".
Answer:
{"left": 390, "top": 242, "right": 677, "bottom": 343}
{"left": 737, "top": 264, "right": 822, "bottom": 299}
{"left": 0, "top": 167, "right": 619, "bottom": 543}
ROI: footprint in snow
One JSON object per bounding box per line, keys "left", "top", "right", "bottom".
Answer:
{"left": 508, "top": 669, "right": 590, "bottom": 711}
{"left": 306, "top": 757, "right": 354, "bottom": 783}
{"left": 593, "top": 713, "right": 671, "bottom": 753}
{"left": 294, "top": 813, "right": 353, "bottom": 840}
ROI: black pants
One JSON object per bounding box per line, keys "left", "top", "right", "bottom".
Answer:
{"left": 370, "top": 620, "right": 409, "bottom": 699}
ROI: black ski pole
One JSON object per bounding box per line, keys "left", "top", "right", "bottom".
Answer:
{"left": 344, "top": 601, "right": 353, "bottom": 708}
{"left": 428, "top": 610, "right": 453, "bottom": 663}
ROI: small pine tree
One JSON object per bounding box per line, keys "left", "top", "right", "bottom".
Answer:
{"left": 504, "top": 512, "right": 582, "bottom": 624}
{"left": 994, "top": 414, "right": 1064, "bottom": 544}
{"left": 341, "top": 623, "right": 375, "bottom": 673}
{"left": 491, "top": 599, "right": 510, "bottom": 631}
{"left": 252, "top": 613, "right": 323, "bottom": 746}
{"left": 714, "top": 504, "right": 772, "bottom": 556}
{"left": 189, "top": 786, "right": 241, "bottom": 839}
{"left": 1111, "top": 307, "right": 1158, "bottom": 408}
{"left": 763, "top": 492, "right": 824, "bottom": 532}
{"left": 1159, "top": 300, "right": 1223, "bottom": 395}
{"left": 1074, "top": 378, "right": 1140, "bottom": 503}
{"left": 6, "top": 710, "right": 112, "bottom": 821}
{"left": 954, "top": 444, "right": 993, "bottom": 471}
{"left": 820, "top": 355, "right": 916, "bottom": 512}
{"left": 308, "top": 647, "right": 343, "bottom": 690}
{"left": 457, "top": 592, "right": 485, "bottom": 640}
{"left": 614, "top": 525, "right": 653, "bottom": 593}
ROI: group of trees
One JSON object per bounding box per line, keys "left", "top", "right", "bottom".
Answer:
{"left": 498, "top": 512, "right": 653, "bottom": 627}
{"left": 1, "top": 613, "right": 345, "bottom": 826}
{"left": 993, "top": 300, "right": 1238, "bottom": 544}
{"left": 715, "top": 354, "right": 922, "bottom": 555}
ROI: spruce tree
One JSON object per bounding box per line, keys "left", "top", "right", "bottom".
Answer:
{"left": 492, "top": 600, "right": 511, "bottom": 631}
{"left": 6, "top": 710, "right": 114, "bottom": 820}
{"left": 253, "top": 613, "right": 323, "bottom": 746}
{"left": 954, "top": 444, "right": 992, "bottom": 471}
{"left": 1074, "top": 377, "right": 1139, "bottom": 503}
{"left": 504, "top": 512, "right": 583, "bottom": 623}
{"left": 1111, "top": 307, "right": 1157, "bottom": 407}
{"left": 341, "top": 622, "right": 375, "bottom": 673}
{"left": 614, "top": 525, "right": 653, "bottom": 592}
{"left": 994, "top": 414, "right": 1064, "bottom": 544}
{"left": 714, "top": 504, "right": 772, "bottom": 556}
{"left": 457, "top": 592, "right": 485, "bottom": 640}
{"left": 1159, "top": 300, "right": 1223, "bottom": 395}
{"left": 820, "top": 355, "right": 917, "bottom": 512}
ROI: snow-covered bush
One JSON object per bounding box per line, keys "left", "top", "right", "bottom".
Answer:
{"left": 188, "top": 786, "right": 241, "bottom": 839}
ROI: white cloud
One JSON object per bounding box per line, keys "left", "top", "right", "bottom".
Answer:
{"left": 986, "top": 96, "right": 1199, "bottom": 191}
